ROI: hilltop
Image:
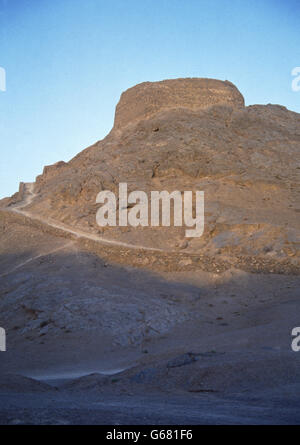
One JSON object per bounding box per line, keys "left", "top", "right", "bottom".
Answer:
{"left": 0, "top": 78, "right": 300, "bottom": 424}
{"left": 3, "top": 78, "right": 299, "bottom": 273}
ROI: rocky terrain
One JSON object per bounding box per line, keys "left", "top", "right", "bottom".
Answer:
{"left": 0, "top": 78, "right": 299, "bottom": 424}
{"left": 3, "top": 78, "right": 299, "bottom": 269}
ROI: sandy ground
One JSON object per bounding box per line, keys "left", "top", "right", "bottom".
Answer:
{"left": 1, "top": 389, "right": 300, "bottom": 425}
{"left": 0, "top": 257, "right": 300, "bottom": 424}
{"left": 0, "top": 188, "right": 300, "bottom": 424}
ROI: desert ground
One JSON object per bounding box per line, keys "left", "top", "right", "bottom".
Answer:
{"left": 0, "top": 78, "right": 299, "bottom": 424}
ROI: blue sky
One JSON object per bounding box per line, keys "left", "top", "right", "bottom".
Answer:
{"left": 0, "top": 0, "right": 299, "bottom": 198}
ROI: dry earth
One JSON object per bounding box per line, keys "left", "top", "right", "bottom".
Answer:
{"left": 0, "top": 78, "right": 299, "bottom": 424}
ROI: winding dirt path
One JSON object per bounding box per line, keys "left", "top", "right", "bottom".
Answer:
{"left": 4, "top": 183, "right": 296, "bottom": 276}
{"left": 1, "top": 182, "right": 163, "bottom": 277}
{"left": 9, "top": 183, "right": 164, "bottom": 253}
{"left": 0, "top": 242, "right": 74, "bottom": 279}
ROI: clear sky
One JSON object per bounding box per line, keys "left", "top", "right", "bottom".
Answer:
{"left": 0, "top": 0, "right": 299, "bottom": 198}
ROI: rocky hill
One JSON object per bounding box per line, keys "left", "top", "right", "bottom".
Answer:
{"left": 3, "top": 77, "right": 299, "bottom": 273}
{"left": 1, "top": 78, "right": 300, "bottom": 424}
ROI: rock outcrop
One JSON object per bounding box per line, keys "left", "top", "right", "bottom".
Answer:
{"left": 113, "top": 78, "right": 244, "bottom": 130}
{"left": 2, "top": 78, "right": 300, "bottom": 270}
